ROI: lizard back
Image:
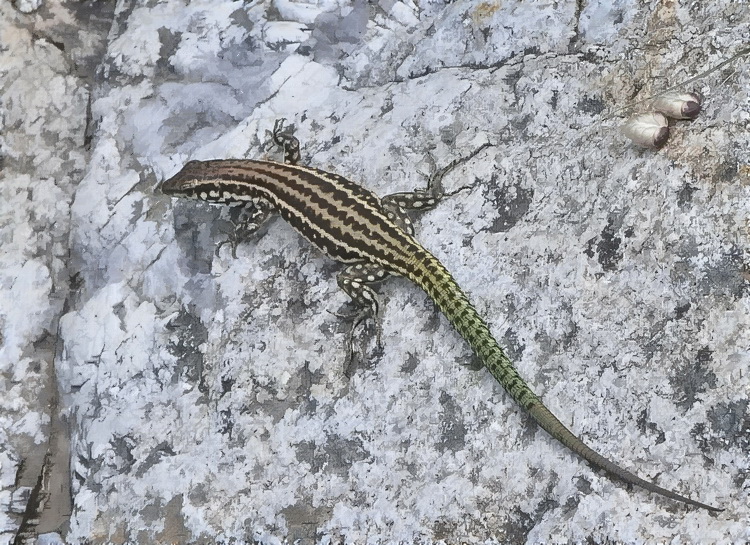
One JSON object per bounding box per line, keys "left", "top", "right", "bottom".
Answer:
{"left": 162, "top": 159, "right": 424, "bottom": 273}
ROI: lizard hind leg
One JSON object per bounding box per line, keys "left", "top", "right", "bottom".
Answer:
{"left": 380, "top": 142, "right": 492, "bottom": 230}
{"left": 381, "top": 192, "right": 437, "bottom": 235}
{"left": 336, "top": 262, "right": 391, "bottom": 377}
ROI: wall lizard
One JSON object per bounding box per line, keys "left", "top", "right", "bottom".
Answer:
{"left": 160, "top": 120, "right": 720, "bottom": 512}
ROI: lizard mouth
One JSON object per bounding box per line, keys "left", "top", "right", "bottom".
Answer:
{"left": 160, "top": 177, "right": 190, "bottom": 195}
{"left": 160, "top": 160, "right": 206, "bottom": 196}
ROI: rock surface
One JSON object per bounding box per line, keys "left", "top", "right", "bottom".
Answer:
{"left": 1, "top": 0, "right": 748, "bottom": 544}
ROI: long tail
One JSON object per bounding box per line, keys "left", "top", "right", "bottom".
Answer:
{"left": 406, "top": 250, "right": 721, "bottom": 512}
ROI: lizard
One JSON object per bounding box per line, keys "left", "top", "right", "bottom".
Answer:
{"left": 160, "top": 119, "right": 721, "bottom": 512}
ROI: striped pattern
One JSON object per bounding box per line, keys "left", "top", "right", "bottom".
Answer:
{"left": 162, "top": 160, "right": 422, "bottom": 269}
{"left": 161, "top": 159, "right": 720, "bottom": 512}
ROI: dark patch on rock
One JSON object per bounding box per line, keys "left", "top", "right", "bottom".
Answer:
{"left": 487, "top": 175, "right": 534, "bottom": 233}
{"left": 670, "top": 347, "right": 718, "bottom": 410}
{"left": 437, "top": 391, "right": 467, "bottom": 453}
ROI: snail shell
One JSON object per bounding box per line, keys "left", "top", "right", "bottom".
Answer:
{"left": 621, "top": 112, "right": 670, "bottom": 149}
{"left": 653, "top": 92, "right": 702, "bottom": 120}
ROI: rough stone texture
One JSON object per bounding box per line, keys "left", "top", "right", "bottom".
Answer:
{"left": 2, "top": 0, "right": 749, "bottom": 544}
{"left": 0, "top": 1, "right": 112, "bottom": 543}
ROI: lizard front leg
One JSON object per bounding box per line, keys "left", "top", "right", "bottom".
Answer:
{"left": 216, "top": 199, "right": 274, "bottom": 258}
{"left": 271, "top": 118, "right": 301, "bottom": 165}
